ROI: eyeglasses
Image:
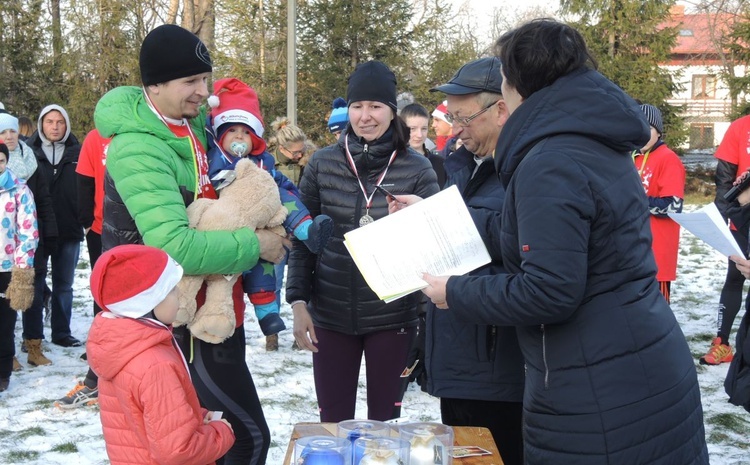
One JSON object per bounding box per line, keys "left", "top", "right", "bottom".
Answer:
{"left": 445, "top": 101, "right": 500, "bottom": 127}
{"left": 282, "top": 146, "right": 305, "bottom": 157}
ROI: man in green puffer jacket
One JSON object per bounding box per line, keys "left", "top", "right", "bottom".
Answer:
{"left": 58, "top": 24, "right": 289, "bottom": 465}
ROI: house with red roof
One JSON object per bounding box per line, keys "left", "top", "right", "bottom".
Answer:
{"left": 662, "top": 4, "right": 744, "bottom": 149}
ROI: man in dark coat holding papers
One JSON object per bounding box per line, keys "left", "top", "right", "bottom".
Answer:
{"left": 425, "top": 57, "right": 525, "bottom": 465}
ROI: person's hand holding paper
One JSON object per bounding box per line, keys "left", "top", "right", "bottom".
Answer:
{"left": 421, "top": 273, "right": 449, "bottom": 309}
{"left": 344, "top": 186, "right": 491, "bottom": 302}
{"left": 668, "top": 203, "right": 744, "bottom": 257}
{"left": 730, "top": 255, "right": 750, "bottom": 279}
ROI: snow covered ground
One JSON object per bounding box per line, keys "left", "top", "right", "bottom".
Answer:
{"left": 0, "top": 206, "right": 748, "bottom": 464}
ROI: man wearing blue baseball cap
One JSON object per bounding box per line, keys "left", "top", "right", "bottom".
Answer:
{"left": 426, "top": 57, "right": 525, "bottom": 465}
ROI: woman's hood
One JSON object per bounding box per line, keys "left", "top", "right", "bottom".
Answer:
{"left": 494, "top": 68, "right": 651, "bottom": 185}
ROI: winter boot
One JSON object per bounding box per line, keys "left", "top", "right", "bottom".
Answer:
{"left": 0, "top": 378, "right": 9, "bottom": 392}
{"left": 12, "top": 356, "right": 22, "bottom": 372}
{"left": 25, "top": 339, "right": 52, "bottom": 367}
{"left": 258, "top": 312, "right": 286, "bottom": 336}
{"left": 266, "top": 334, "right": 279, "bottom": 351}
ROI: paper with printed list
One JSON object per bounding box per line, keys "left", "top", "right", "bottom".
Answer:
{"left": 668, "top": 202, "right": 744, "bottom": 257}
{"left": 343, "top": 185, "right": 491, "bottom": 303}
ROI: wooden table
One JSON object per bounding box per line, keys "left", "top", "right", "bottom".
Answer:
{"left": 283, "top": 422, "right": 504, "bottom": 464}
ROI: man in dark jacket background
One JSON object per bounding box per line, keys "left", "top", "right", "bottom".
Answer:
{"left": 26, "top": 104, "right": 83, "bottom": 348}
{"left": 426, "top": 57, "right": 525, "bottom": 465}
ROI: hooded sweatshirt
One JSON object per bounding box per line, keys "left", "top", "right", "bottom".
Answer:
{"left": 25, "top": 105, "right": 83, "bottom": 241}
{"left": 35, "top": 104, "right": 72, "bottom": 166}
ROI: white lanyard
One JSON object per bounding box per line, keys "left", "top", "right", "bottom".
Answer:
{"left": 344, "top": 137, "right": 397, "bottom": 215}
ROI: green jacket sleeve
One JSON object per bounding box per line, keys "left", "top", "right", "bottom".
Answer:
{"left": 106, "top": 133, "right": 260, "bottom": 275}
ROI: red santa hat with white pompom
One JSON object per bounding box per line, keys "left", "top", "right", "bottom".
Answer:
{"left": 208, "top": 78, "right": 267, "bottom": 155}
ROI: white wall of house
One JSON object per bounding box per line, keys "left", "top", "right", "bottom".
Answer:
{"left": 664, "top": 63, "right": 748, "bottom": 149}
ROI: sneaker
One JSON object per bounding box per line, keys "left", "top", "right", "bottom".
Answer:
{"left": 700, "top": 337, "right": 734, "bottom": 365}
{"left": 54, "top": 381, "right": 98, "bottom": 409}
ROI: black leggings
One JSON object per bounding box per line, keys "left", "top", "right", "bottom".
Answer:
{"left": 718, "top": 229, "right": 748, "bottom": 343}
{"left": 83, "top": 230, "right": 103, "bottom": 388}
{"left": 312, "top": 326, "right": 415, "bottom": 422}
{"left": 174, "top": 324, "right": 270, "bottom": 465}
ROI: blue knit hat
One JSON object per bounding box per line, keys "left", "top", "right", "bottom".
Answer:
{"left": 327, "top": 97, "right": 348, "bottom": 134}
{"left": 0, "top": 113, "right": 19, "bottom": 133}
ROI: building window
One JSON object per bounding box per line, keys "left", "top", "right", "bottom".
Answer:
{"left": 680, "top": 29, "right": 694, "bottom": 36}
{"left": 692, "top": 75, "right": 717, "bottom": 99}
{"left": 689, "top": 123, "right": 714, "bottom": 149}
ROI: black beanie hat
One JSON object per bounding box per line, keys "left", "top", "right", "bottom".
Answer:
{"left": 0, "top": 142, "right": 8, "bottom": 160}
{"left": 139, "top": 24, "right": 212, "bottom": 86}
{"left": 347, "top": 61, "right": 398, "bottom": 111}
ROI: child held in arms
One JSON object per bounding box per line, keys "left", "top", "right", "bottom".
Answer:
{"left": 206, "top": 78, "right": 333, "bottom": 341}
{"left": 86, "top": 244, "right": 235, "bottom": 465}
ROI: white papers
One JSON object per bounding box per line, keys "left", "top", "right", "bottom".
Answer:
{"left": 669, "top": 203, "right": 745, "bottom": 257}
{"left": 344, "top": 185, "right": 491, "bottom": 302}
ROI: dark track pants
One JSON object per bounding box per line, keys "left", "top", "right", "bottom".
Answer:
{"left": 175, "top": 324, "right": 270, "bottom": 465}
{"left": 312, "top": 325, "right": 415, "bottom": 422}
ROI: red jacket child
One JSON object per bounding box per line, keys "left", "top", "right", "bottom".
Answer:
{"left": 87, "top": 245, "right": 234, "bottom": 465}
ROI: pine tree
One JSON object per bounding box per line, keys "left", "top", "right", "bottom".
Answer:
{"left": 0, "top": 0, "right": 47, "bottom": 118}
{"left": 561, "top": 0, "right": 686, "bottom": 148}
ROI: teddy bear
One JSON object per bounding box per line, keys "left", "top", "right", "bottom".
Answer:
{"left": 174, "top": 158, "right": 288, "bottom": 344}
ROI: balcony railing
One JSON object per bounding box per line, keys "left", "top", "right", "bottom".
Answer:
{"left": 666, "top": 99, "right": 731, "bottom": 117}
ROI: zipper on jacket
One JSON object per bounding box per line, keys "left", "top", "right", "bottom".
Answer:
{"left": 351, "top": 143, "right": 369, "bottom": 335}
{"left": 52, "top": 145, "right": 59, "bottom": 176}
{"left": 488, "top": 325, "right": 497, "bottom": 361}
{"left": 541, "top": 324, "right": 549, "bottom": 389}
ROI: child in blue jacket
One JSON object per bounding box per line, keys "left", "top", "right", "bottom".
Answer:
{"left": 207, "top": 78, "right": 332, "bottom": 340}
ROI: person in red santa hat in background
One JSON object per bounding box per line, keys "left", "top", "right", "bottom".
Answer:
{"left": 431, "top": 100, "right": 454, "bottom": 152}
{"left": 206, "top": 78, "right": 333, "bottom": 350}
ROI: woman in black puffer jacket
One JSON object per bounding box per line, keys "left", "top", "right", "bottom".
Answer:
{"left": 286, "top": 60, "right": 439, "bottom": 422}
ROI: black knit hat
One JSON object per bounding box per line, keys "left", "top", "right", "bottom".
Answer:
{"left": 139, "top": 24, "right": 212, "bottom": 86}
{"left": 347, "top": 61, "right": 398, "bottom": 111}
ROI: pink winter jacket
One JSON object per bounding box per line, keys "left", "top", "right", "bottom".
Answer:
{"left": 87, "top": 313, "right": 234, "bottom": 465}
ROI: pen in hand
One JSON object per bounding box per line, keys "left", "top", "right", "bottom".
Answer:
{"left": 375, "top": 185, "right": 407, "bottom": 206}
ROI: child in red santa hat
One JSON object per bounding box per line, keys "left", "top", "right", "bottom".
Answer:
{"left": 86, "top": 244, "right": 235, "bottom": 465}
{"left": 207, "top": 78, "right": 333, "bottom": 345}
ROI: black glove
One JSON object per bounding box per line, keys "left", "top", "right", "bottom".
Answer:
{"left": 44, "top": 237, "right": 58, "bottom": 257}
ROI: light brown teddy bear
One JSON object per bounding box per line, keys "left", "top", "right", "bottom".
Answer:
{"left": 174, "top": 158, "right": 288, "bottom": 343}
